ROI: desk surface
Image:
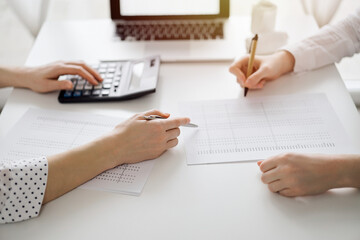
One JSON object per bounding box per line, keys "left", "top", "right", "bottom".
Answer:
{"left": 1, "top": 16, "right": 360, "bottom": 240}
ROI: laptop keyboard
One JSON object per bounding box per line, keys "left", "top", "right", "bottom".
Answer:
{"left": 115, "top": 21, "right": 224, "bottom": 41}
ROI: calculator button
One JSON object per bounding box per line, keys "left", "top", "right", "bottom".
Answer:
{"left": 99, "top": 68, "right": 107, "bottom": 73}
{"left": 104, "top": 78, "right": 113, "bottom": 84}
{"left": 106, "top": 73, "right": 114, "bottom": 78}
{"left": 84, "top": 84, "right": 93, "bottom": 90}
{"left": 102, "top": 90, "right": 110, "bottom": 96}
{"left": 107, "top": 68, "right": 116, "bottom": 73}
{"left": 113, "top": 81, "right": 120, "bottom": 87}
{"left": 114, "top": 77, "right": 121, "bottom": 81}
{"left": 108, "top": 63, "right": 117, "bottom": 68}
{"left": 64, "top": 91, "right": 73, "bottom": 97}
{"left": 83, "top": 90, "right": 91, "bottom": 96}
{"left": 94, "top": 84, "right": 103, "bottom": 89}
{"left": 73, "top": 91, "right": 82, "bottom": 97}
{"left": 103, "top": 84, "right": 112, "bottom": 89}
{"left": 58, "top": 75, "right": 68, "bottom": 81}
{"left": 75, "top": 84, "right": 85, "bottom": 90}
{"left": 77, "top": 79, "right": 86, "bottom": 84}
{"left": 92, "top": 89, "right": 101, "bottom": 96}
{"left": 100, "top": 74, "right": 106, "bottom": 79}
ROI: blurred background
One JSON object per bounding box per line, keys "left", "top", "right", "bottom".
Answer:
{"left": 1, "top": 0, "right": 360, "bottom": 109}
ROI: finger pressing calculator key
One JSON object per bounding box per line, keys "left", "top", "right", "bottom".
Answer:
{"left": 58, "top": 55, "right": 160, "bottom": 103}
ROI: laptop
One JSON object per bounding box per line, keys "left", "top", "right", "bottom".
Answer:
{"left": 110, "top": 0, "right": 242, "bottom": 62}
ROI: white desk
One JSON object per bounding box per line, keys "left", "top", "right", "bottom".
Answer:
{"left": 1, "top": 16, "right": 360, "bottom": 240}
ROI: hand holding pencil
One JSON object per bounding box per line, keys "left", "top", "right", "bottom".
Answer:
{"left": 229, "top": 39, "right": 296, "bottom": 93}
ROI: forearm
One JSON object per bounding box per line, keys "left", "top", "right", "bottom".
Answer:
{"left": 0, "top": 66, "right": 29, "bottom": 88}
{"left": 334, "top": 155, "right": 360, "bottom": 189}
{"left": 284, "top": 9, "right": 360, "bottom": 72}
{"left": 43, "top": 135, "right": 120, "bottom": 204}
{"left": 41, "top": 110, "right": 188, "bottom": 204}
{"left": 276, "top": 50, "right": 295, "bottom": 76}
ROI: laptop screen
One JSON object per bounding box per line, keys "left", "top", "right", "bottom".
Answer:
{"left": 119, "top": 0, "right": 220, "bottom": 16}
{"left": 110, "top": 0, "right": 229, "bottom": 20}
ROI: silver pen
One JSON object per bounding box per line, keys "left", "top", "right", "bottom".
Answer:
{"left": 143, "top": 115, "right": 198, "bottom": 128}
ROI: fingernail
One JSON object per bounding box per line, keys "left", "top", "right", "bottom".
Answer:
{"left": 257, "top": 161, "right": 262, "bottom": 166}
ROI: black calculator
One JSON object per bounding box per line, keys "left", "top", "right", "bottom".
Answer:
{"left": 58, "top": 56, "right": 160, "bottom": 103}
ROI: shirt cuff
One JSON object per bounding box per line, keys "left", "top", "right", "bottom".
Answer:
{"left": 0, "top": 157, "right": 48, "bottom": 224}
{"left": 282, "top": 41, "right": 316, "bottom": 73}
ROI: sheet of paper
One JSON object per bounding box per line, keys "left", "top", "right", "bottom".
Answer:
{"left": 0, "top": 108, "right": 154, "bottom": 196}
{"left": 179, "top": 94, "right": 357, "bottom": 165}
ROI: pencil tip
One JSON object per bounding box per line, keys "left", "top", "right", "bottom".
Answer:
{"left": 244, "top": 87, "right": 249, "bottom": 97}
{"left": 254, "top": 34, "right": 258, "bottom": 41}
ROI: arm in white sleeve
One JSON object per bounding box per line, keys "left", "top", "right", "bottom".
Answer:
{"left": 284, "top": 8, "right": 360, "bottom": 73}
{"left": 0, "top": 157, "right": 48, "bottom": 224}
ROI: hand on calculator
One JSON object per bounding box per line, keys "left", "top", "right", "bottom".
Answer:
{"left": 58, "top": 56, "right": 160, "bottom": 103}
{"left": 16, "top": 61, "right": 102, "bottom": 93}
{"left": 4, "top": 56, "right": 160, "bottom": 102}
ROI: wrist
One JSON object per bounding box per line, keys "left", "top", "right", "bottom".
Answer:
{"left": 332, "top": 155, "right": 360, "bottom": 189}
{"left": 96, "top": 131, "right": 127, "bottom": 168}
{"left": 13, "top": 67, "right": 34, "bottom": 89}
{"left": 0, "top": 66, "right": 32, "bottom": 89}
{"left": 45, "top": 134, "right": 125, "bottom": 203}
{"left": 276, "top": 50, "right": 295, "bottom": 75}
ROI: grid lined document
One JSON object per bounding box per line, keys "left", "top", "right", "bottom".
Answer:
{"left": 179, "top": 94, "right": 356, "bottom": 165}
{"left": 0, "top": 108, "right": 154, "bottom": 196}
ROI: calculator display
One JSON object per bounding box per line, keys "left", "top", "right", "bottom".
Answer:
{"left": 129, "top": 62, "right": 145, "bottom": 90}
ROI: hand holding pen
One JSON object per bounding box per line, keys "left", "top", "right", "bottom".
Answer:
{"left": 229, "top": 36, "right": 295, "bottom": 93}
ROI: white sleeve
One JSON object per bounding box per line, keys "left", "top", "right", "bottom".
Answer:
{"left": 0, "top": 157, "right": 48, "bottom": 224}
{"left": 283, "top": 8, "right": 360, "bottom": 73}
